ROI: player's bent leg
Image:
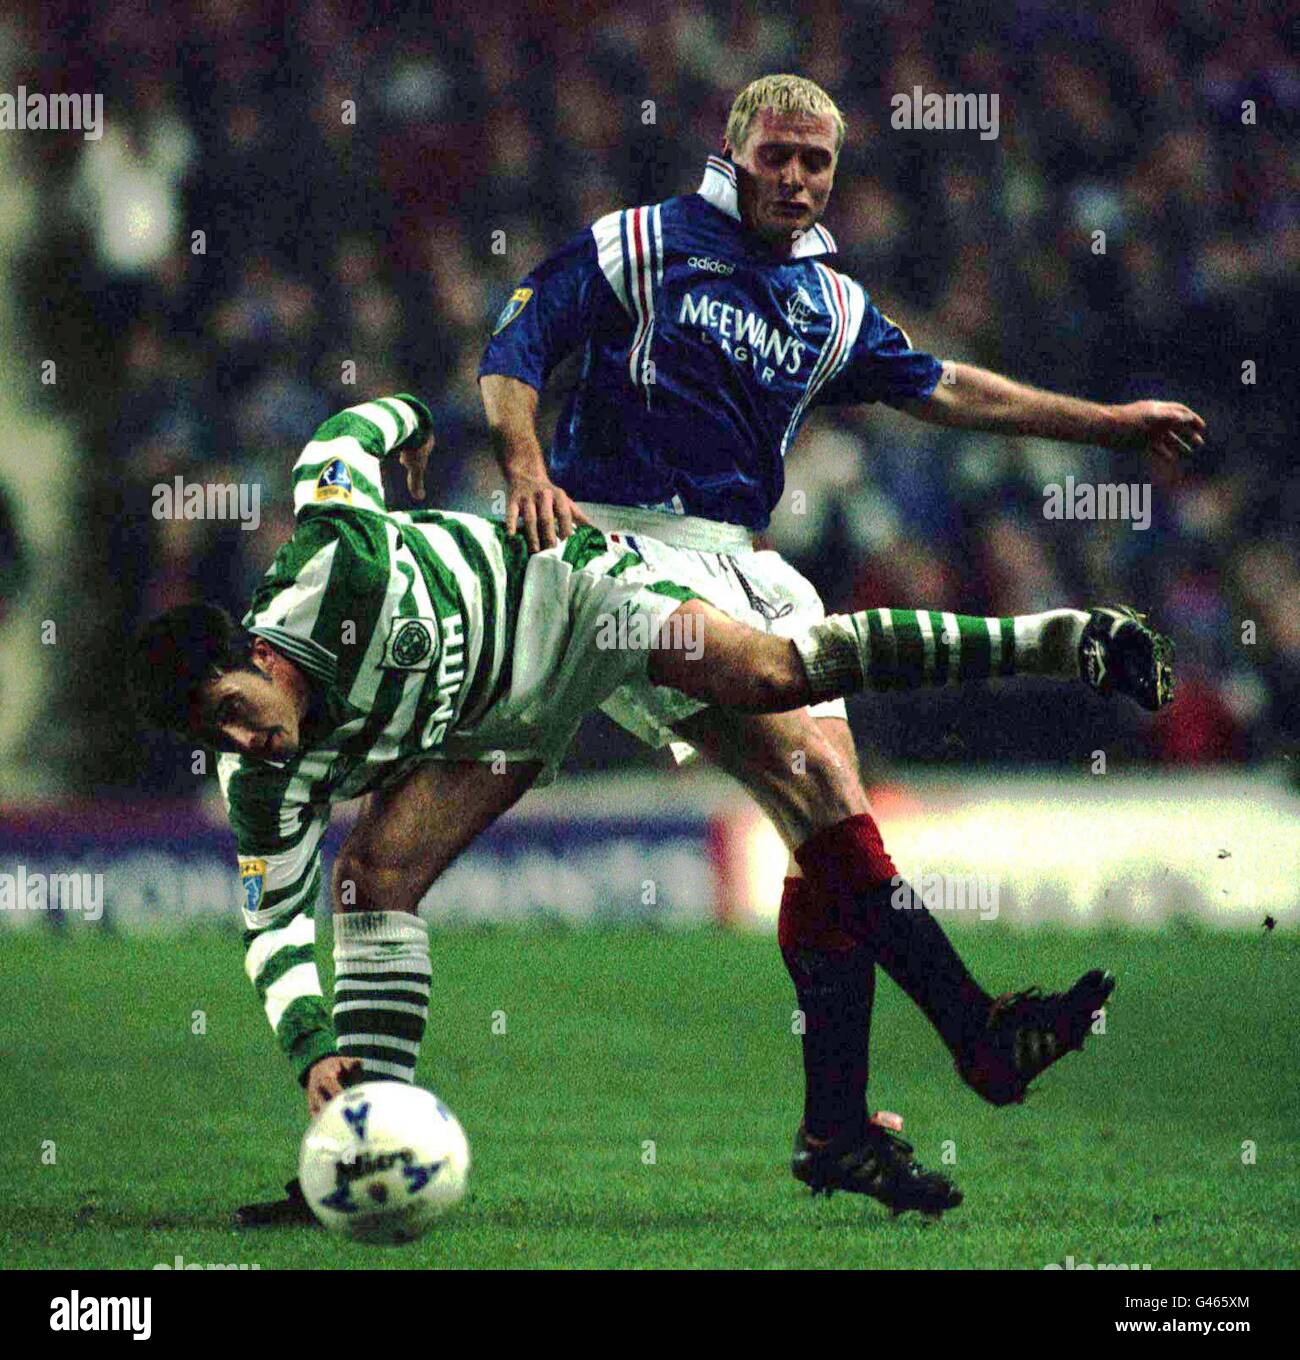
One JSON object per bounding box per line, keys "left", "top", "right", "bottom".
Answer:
{"left": 782, "top": 725, "right": 1114, "bottom": 1111}
{"left": 333, "top": 759, "right": 540, "bottom": 915}
{"left": 331, "top": 759, "right": 540, "bottom": 1084}
{"left": 796, "top": 715, "right": 1117, "bottom": 1107}
{"left": 659, "top": 621, "right": 1007, "bottom": 1090}
{"left": 671, "top": 703, "right": 867, "bottom": 846}
{"left": 670, "top": 704, "right": 962, "bottom": 1215}
{"left": 238, "top": 754, "right": 541, "bottom": 1230}
{"left": 649, "top": 598, "right": 1176, "bottom": 714}
{"left": 649, "top": 599, "right": 811, "bottom": 711}
{"left": 669, "top": 621, "right": 1113, "bottom": 1123}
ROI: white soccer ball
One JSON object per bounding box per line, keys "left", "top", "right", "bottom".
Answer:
{"left": 299, "top": 1082, "right": 470, "bottom": 1244}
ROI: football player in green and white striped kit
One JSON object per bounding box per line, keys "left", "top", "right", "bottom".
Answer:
{"left": 132, "top": 394, "right": 1172, "bottom": 1223}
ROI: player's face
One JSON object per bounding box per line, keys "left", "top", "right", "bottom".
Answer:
{"left": 728, "top": 109, "right": 838, "bottom": 253}
{"left": 195, "top": 661, "right": 302, "bottom": 760}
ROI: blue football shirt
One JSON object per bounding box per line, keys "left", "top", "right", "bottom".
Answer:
{"left": 479, "top": 155, "right": 943, "bottom": 530}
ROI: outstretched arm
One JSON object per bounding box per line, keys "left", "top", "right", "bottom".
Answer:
{"left": 900, "top": 363, "right": 1205, "bottom": 465}
{"left": 219, "top": 763, "right": 363, "bottom": 1113}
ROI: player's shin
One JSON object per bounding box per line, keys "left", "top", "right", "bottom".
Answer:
{"left": 794, "top": 815, "right": 992, "bottom": 1058}
{"left": 331, "top": 911, "right": 431, "bottom": 1083}
{"left": 794, "top": 607, "right": 1089, "bottom": 697}
{"left": 779, "top": 876, "right": 876, "bottom": 1142}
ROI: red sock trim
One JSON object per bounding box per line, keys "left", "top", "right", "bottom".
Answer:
{"left": 777, "top": 876, "right": 807, "bottom": 955}
{"left": 793, "top": 813, "right": 898, "bottom": 897}
{"left": 777, "top": 875, "right": 857, "bottom": 956}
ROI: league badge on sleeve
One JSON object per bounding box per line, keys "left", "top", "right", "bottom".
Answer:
{"left": 492, "top": 287, "right": 534, "bottom": 335}
{"left": 239, "top": 858, "right": 267, "bottom": 915}
{"left": 315, "top": 459, "right": 354, "bottom": 504}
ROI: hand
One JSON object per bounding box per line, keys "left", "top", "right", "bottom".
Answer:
{"left": 1106, "top": 401, "right": 1205, "bottom": 465}
{"left": 306, "top": 1054, "right": 364, "bottom": 1118}
{"left": 399, "top": 433, "right": 434, "bottom": 501}
{"left": 504, "top": 475, "right": 592, "bottom": 552}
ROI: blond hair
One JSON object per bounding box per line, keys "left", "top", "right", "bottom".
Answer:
{"left": 724, "top": 74, "right": 846, "bottom": 156}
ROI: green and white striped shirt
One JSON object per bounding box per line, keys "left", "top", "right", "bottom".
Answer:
{"left": 219, "top": 395, "right": 531, "bottom": 1082}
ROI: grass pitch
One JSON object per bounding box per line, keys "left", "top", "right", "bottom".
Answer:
{"left": 2, "top": 924, "right": 1296, "bottom": 1269}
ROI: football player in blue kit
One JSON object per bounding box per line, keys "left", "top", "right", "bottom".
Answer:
{"left": 479, "top": 73, "right": 1205, "bottom": 1215}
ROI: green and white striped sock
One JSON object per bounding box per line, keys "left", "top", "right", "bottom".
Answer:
{"left": 332, "top": 911, "right": 431, "bottom": 1082}
{"left": 796, "top": 608, "right": 1088, "bottom": 701}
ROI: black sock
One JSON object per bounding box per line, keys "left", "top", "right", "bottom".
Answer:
{"left": 783, "top": 938, "right": 876, "bottom": 1142}
{"left": 845, "top": 877, "right": 991, "bottom": 1055}
{"left": 779, "top": 875, "right": 878, "bottom": 1141}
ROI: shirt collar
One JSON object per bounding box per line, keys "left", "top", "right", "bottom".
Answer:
{"left": 240, "top": 626, "right": 351, "bottom": 763}
{"left": 696, "top": 155, "right": 839, "bottom": 259}
{"left": 248, "top": 625, "right": 339, "bottom": 691}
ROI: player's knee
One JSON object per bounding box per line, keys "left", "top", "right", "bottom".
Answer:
{"left": 746, "top": 641, "right": 805, "bottom": 711}
{"left": 652, "top": 603, "right": 802, "bottom": 711}
{"left": 649, "top": 601, "right": 714, "bottom": 697}
{"left": 736, "top": 750, "right": 850, "bottom": 846}
{"left": 333, "top": 842, "right": 420, "bottom": 913}
{"left": 780, "top": 732, "right": 864, "bottom": 825}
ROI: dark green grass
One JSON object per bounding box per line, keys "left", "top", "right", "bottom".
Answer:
{"left": 1, "top": 924, "right": 1296, "bottom": 1269}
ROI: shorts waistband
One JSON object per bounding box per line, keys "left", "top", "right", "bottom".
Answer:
{"left": 576, "top": 502, "right": 754, "bottom": 553}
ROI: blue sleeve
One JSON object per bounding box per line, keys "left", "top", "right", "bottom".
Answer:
{"left": 478, "top": 229, "right": 603, "bottom": 390}
{"left": 816, "top": 302, "right": 943, "bottom": 409}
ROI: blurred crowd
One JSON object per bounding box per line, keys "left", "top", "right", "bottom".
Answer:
{"left": 12, "top": 0, "right": 1299, "bottom": 791}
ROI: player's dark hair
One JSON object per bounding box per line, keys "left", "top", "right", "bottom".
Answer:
{"left": 130, "top": 603, "right": 260, "bottom": 735}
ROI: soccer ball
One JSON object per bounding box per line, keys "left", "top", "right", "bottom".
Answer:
{"left": 299, "top": 1082, "right": 470, "bottom": 1244}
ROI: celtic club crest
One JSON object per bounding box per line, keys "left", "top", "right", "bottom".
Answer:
{"left": 382, "top": 616, "right": 440, "bottom": 671}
